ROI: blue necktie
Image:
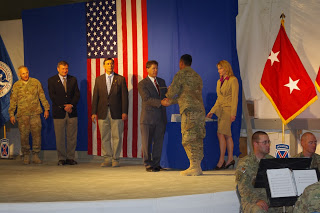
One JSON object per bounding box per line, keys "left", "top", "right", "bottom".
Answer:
{"left": 107, "top": 76, "right": 112, "bottom": 94}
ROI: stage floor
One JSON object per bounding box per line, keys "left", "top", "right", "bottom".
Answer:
{"left": 0, "top": 158, "right": 236, "bottom": 203}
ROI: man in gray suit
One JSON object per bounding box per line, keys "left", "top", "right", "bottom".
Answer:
{"left": 91, "top": 58, "right": 128, "bottom": 167}
{"left": 138, "top": 60, "right": 167, "bottom": 172}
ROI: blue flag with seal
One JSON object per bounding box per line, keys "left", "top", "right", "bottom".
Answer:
{"left": 0, "top": 35, "right": 19, "bottom": 127}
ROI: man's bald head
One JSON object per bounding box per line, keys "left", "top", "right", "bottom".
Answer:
{"left": 300, "top": 132, "right": 317, "bottom": 157}
{"left": 18, "top": 66, "right": 29, "bottom": 81}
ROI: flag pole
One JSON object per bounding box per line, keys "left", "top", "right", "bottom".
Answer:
{"left": 282, "top": 123, "right": 285, "bottom": 143}
{"left": 280, "top": 12, "right": 286, "bottom": 143}
{"left": 3, "top": 125, "right": 6, "bottom": 139}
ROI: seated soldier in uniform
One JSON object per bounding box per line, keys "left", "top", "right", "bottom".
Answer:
{"left": 293, "top": 181, "right": 320, "bottom": 213}
{"left": 236, "top": 131, "right": 292, "bottom": 213}
{"left": 294, "top": 132, "right": 320, "bottom": 171}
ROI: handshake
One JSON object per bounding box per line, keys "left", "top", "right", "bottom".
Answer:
{"left": 161, "top": 98, "right": 171, "bottom": 106}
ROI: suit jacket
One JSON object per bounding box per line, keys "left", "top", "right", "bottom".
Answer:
{"left": 92, "top": 73, "right": 128, "bottom": 119}
{"left": 48, "top": 74, "right": 80, "bottom": 119}
{"left": 138, "top": 76, "right": 167, "bottom": 125}
{"left": 210, "top": 76, "right": 239, "bottom": 117}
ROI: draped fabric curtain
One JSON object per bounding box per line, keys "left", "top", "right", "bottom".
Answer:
{"left": 237, "top": 0, "right": 320, "bottom": 119}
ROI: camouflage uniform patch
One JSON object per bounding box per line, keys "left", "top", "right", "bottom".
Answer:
{"left": 235, "top": 167, "right": 246, "bottom": 181}
{"left": 9, "top": 78, "right": 50, "bottom": 154}
{"left": 236, "top": 153, "right": 287, "bottom": 213}
{"left": 181, "top": 110, "right": 205, "bottom": 161}
{"left": 17, "top": 115, "right": 42, "bottom": 154}
{"left": 9, "top": 78, "right": 50, "bottom": 118}
{"left": 293, "top": 152, "right": 320, "bottom": 172}
{"left": 166, "top": 67, "right": 206, "bottom": 162}
{"left": 166, "top": 67, "right": 205, "bottom": 115}
{"left": 293, "top": 181, "right": 320, "bottom": 213}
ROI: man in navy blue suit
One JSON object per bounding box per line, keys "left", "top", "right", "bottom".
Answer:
{"left": 48, "top": 61, "right": 80, "bottom": 166}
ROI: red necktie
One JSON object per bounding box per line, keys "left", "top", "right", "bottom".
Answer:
{"left": 154, "top": 78, "right": 160, "bottom": 96}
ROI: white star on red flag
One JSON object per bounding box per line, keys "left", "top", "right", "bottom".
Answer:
{"left": 284, "top": 77, "right": 300, "bottom": 94}
{"left": 268, "top": 50, "right": 280, "bottom": 66}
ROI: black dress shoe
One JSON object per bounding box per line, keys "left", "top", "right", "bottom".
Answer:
{"left": 146, "top": 167, "right": 154, "bottom": 172}
{"left": 146, "top": 167, "right": 159, "bottom": 172}
{"left": 58, "top": 160, "right": 66, "bottom": 166}
{"left": 155, "top": 166, "right": 166, "bottom": 171}
{"left": 66, "top": 159, "right": 78, "bottom": 165}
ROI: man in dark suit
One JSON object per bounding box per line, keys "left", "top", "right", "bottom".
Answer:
{"left": 91, "top": 58, "right": 128, "bottom": 167}
{"left": 138, "top": 60, "right": 167, "bottom": 172}
{"left": 48, "top": 61, "right": 80, "bottom": 166}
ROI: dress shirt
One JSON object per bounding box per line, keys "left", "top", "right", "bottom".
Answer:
{"left": 148, "top": 75, "right": 159, "bottom": 91}
{"left": 105, "top": 72, "right": 114, "bottom": 94}
{"left": 58, "top": 74, "right": 67, "bottom": 86}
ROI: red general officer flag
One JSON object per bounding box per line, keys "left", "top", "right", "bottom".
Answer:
{"left": 260, "top": 24, "right": 317, "bottom": 125}
{"left": 315, "top": 67, "right": 320, "bottom": 92}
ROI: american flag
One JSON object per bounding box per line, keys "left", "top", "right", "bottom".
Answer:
{"left": 86, "top": 0, "right": 148, "bottom": 158}
{"left": 86, "top": 0, "right": 117, "bottom": 58}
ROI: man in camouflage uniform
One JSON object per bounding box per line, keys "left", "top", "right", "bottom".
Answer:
{"left": 235, "top": 131, "right": 292, "bottom": 213}
{"left": 162, "top": 54, "right": 206, "bottom": 176}
{"left": 9, "top": 66, "right": 50, "bottom": 164}
{"left": 293, "top": 181, "right": 320, "bottom": 213}
{"left": 294, "top": 132, "right": 320, "bottom": 171}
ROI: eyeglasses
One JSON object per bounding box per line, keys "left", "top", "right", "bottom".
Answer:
{"left": 255, "top": 140, "right": 271, "bottom": 145}
{"left": 307, "top": 141, "right": 317, "bottom": 145}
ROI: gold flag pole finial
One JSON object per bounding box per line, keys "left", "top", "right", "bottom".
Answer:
{"left": 280, "top": 13, "right": 285, "bottom": 29}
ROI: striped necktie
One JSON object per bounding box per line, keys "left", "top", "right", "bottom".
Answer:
{"left": 154, "top": 78, "right": 160, "bottom": 96}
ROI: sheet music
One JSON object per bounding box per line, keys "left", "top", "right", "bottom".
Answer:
{"left": 266, "top": 168, "right": 296, "bottom": 198}
{"left": 292, "top": 170, "right": 318, "bottom": 196}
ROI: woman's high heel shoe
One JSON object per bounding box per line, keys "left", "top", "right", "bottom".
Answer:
{"left": 225, "top": 160, "right": 235, "bottom": 169}
{"left": 215, "top": 161, "right": 226, "bottom": 170}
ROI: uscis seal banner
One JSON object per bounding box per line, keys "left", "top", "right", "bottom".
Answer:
{"left": 260, "top": 24, "right": 317, "bottom": 125}
{"left": 0, "top": 35, "right": 18, "bottom": 127}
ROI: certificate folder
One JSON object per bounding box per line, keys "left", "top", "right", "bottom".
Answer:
{"left": 254, "top": 158, "right": 318, "bottom": 207}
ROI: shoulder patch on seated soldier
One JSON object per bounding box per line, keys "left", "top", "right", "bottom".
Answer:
{"left": 235, "top": 167, "right": 246, "bottom": 181}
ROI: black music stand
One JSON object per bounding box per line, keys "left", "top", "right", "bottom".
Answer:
{"left": 254, "top": 158, "right": 318, "bottom": 207}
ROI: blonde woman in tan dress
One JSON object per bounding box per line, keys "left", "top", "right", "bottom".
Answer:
{"left": 206, "top": 60, "right": 239, "bottom": 170}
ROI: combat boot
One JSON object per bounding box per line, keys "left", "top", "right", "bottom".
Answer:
{"left": 23, "top": 153, "right": 30, "bottom": 165}
{"left": 180, "top": 159, "right": 203, "bottom": 176}
{"left": 32, "top": 153, "right": 42, "bottom": 164}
